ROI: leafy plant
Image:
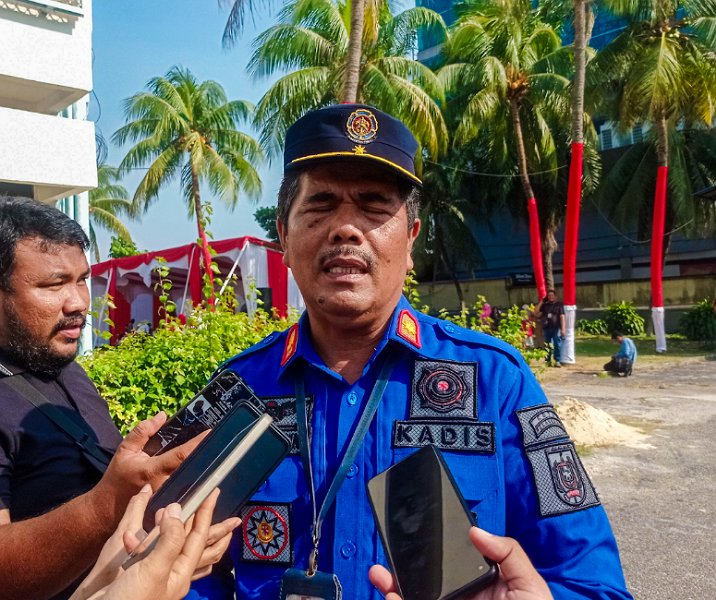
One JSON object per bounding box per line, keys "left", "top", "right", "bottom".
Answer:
{"left": 577, "top": 318, "right": 609, "bottom": 336}
{"left": 680, "top": 299, "right": 716, "bottom": 343}
{"left": 108, "top": 235, "right": 142, "bottom": 259}
{"left": 603, "top": 301, "right": 645, "bottom": 336}
{"left": 404, "top": 276, "right": 547, "bottom": 366}
{"left": 80, "top": 300, "right": 297, "bottom": 433}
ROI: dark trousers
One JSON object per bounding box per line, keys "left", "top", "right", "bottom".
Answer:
{"left": 604, "top": 356, "right": 633, "bottom": 375}
{"left": 544, "top": 328, "right": 562, "bottom": 364}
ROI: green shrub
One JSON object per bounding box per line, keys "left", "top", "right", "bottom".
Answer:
{"left": 603, "top": 301, "right": 645, "bottom": 336}
{"left": 80, "top": 304, "right": 297, "bottom": 434}
{"left": 576, "top": 318, "right": 609, "bottom": 335}
{"left": 680, "top": 299, "right": 716, "bottom": 342}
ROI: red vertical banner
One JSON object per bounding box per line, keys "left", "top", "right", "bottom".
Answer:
{"left": 527, "top": 197, "right": 547, "bottom": 300}
{"left": 563, "top": 142, "right": 584, "bottom": 306}
{"left": 650, "top": 166, "right": 668, "bottom": 308}
{"left": 267, "top": 250, "right": 288, "bottom": 318}
{"left": 188, "top": 243, "right": 203, "bottom": 307}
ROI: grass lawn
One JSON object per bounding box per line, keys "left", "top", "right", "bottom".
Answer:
{"left": 574, "top": 335, "right": 710, "bottom": 359}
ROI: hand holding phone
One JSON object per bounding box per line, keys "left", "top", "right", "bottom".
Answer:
{"left": 367, "top": 446, "right": 497, "bottom": 600}
{"left": 369, "top": 527, "right": 553, "bottom": 600}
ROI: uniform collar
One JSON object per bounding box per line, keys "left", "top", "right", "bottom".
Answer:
{"left": 277, "top": 296, "right": 425, "bottom": 379}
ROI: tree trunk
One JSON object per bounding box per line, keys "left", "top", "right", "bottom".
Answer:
{"left": 510, "top": 99, "right": 547, "bottom": 299}
{"left": 543, "top": 225, "right": 558, "bottom": 291}
{"left": 561, "top": 0, "right": 591, "bottom": 363}
{"left": 192, "top": 167, "right": 215, "bottom": 304}
{"left": 650, "top": 114, "right": 669, "bottom": 351}
{"left": 343, "top": 0, "right": 365, "bottom": 103}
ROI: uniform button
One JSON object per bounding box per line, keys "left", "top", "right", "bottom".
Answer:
{"left": 347, "top": 392, "right": 358, "bottom": 406}
{"left": 346, "top": 464, "right": 359, "bottom": 478}
{"left": 340, "top": 541, "right": 357, "bottom": 558}
{"left": 445, "top": 324, "right": 455, "bottom": 333}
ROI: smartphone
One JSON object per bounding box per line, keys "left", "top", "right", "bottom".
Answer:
{"left": 143, "top": 370, "right": 262, "bottom": 456}
{"left": 143, "top": 400, "right": 291, "bottom": 531}
{"left": 367, "top": 446, "right": 498, "bottom": 600}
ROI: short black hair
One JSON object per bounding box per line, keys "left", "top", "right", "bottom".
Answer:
{"left": 276, "top": 167, "right": 421, "bottom": 230}
{"left": 0, "top": 196, "right": 90, "bottom": 291}
{"left": 611, "top": 331, "right": 624, "bottom": 340}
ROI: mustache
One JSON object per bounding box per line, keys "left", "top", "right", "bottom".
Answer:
{"left": 52, "top": 313, "right": 86, "bottom": 335}
{"left": 319, "top": 246, "right": 375, "bottom": 270}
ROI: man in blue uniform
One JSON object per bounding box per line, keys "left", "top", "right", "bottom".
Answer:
{"left": 190, "top": 105, "right": 632, "bottom": 599}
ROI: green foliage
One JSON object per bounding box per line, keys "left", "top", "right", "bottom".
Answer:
{"left": 576, "top": 318, "right": 609, "bottom": 336}
{"left": 80, "top": 301, "right": 297, "bottom": 434}
{"left": 248, "top": 0, "right": 448, "bottom": 158}
{"left": 108, "top": 235, "right": 142, "bottom": 258}
{"left": 680, "top": 299, "right": 716, "bottom": 343}
{"left": 404, "top": 275, "right": 547, "bottom": 365}
{"left": 603, "top": 301, "right": 645, "bottom": 336}
{"left": 254, "top": 206, "right": 280, "bottom": 242}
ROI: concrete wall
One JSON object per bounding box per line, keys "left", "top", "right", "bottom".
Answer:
{"left": 0, "top": 1, "right": 92, "bottom": 113}
{"left": 0, "top": 105, "right": 97, "bottom": 200}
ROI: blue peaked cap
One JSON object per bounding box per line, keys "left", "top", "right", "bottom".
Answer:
{"left": 283, "top": 104, "right": 421, "bottom": 186}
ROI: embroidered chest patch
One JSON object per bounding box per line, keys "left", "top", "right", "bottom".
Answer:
{"left": 411, "top": 359, "right": 477, "bottom": 419}
{"left": 240, "top": 502, "right": 293, "bottom": 566}
{"left": 392, "top": 359, "right": 495, "bottom": 453}
{"left": 260, "top": 395, "right": 313, "bottom": 455}
{"left": 517, "top": 404, "right": 600, "bottom": 516}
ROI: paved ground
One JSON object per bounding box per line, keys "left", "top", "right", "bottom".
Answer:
{"left": 542, "top": 355, "right": 716, "bottom": 600}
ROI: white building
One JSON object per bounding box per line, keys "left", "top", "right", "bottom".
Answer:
{"left": 0, "top": 0, "right": 97, "bottom": 350}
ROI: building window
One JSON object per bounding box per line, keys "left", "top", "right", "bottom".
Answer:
{"left": 601, "top": 128, "right": 613, "bottom": 150}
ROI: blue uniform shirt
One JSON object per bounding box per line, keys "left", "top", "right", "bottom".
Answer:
{"left": 189, "top": 297, "right": 632, "bottom": 599}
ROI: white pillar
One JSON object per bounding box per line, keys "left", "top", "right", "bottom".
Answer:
{"left": 562, "top": 305, "right": 577, "bottom": 364}
{"left": 652, "top": 306, "right": 667, "bottom": 353}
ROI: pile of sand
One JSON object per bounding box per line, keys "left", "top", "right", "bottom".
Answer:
{"left": 555, "top": 397, "right": 651, "bottom": 448}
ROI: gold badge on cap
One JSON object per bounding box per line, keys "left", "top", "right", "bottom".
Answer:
{"left": 346, "top": 108, "right": 378, "bottom": 144}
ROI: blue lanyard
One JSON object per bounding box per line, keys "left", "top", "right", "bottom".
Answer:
{"left": 295, "top": 355, "right": 396, "bottom": 575}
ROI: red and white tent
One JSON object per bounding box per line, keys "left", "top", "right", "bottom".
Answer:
{"left": 90, "top": 237, "right": 304, "bottom": 345}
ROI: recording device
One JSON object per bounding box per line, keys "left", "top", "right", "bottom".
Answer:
{"left": 367, "top": 446, "right": 497, "bottom": 600}
{"left": 143, "top": 370, "right": 260, "bottom": 456}
{"left": 142, "top": 399, "right": 291, "bottom": 533}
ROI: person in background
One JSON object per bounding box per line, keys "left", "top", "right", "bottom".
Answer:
{"left": 534, "top": 289, "right": 565, "bottom": 367}
{"left": 604, "top": 331, "right": 637, "bottom": 376}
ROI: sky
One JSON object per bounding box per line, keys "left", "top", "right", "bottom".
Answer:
{"left": 90, "top": 1, "right": 285, "bottom": 260}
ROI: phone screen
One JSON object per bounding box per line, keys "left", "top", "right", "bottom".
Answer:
{"left": 144, "top": 401, "right": 291, "bottom": 530}
{"left": 367, "top": 446, "right": 497, "bottom": 600}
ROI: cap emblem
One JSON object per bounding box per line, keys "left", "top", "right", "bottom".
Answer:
{"left": 346, "top": 108, "right": 378, "bottom": 144}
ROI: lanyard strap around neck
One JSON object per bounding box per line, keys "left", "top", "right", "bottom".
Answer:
{"left": 295, "top": 355, "right": 396, "bottom": 574}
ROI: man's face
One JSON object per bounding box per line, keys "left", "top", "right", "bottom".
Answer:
{"left": 278, "top": 163, "right": 420, "bottom": 328}
{"left": 547, "top": 291, "right": 557, "bottom": 302}
{"left": 0, "top": 238, "right": 90, "bottom": 375}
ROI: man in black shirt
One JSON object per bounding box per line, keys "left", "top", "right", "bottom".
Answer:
{"left": 0, "top": 198, "right": 234, "bottom": 600}
{"left": 534, "top": 288, "right": 565, "bottom": 367}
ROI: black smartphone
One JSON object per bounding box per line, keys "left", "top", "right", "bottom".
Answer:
{"left": 367, "top": 446, "right": 498, "bottom": 600}
{"left": 144, "top": 370, "right": 262, "bottom": 456}
{"left": 144, "top": 400, "right": 291, "bottom": 531}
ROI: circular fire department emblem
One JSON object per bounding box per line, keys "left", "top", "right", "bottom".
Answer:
{"left": 346, "top": 109, "right": 378, "bottom": 144}
{"left": 243, "top": 506, "right": 288, "bottom": 560}
{"left": 418, "top": 367, "right": 467, "bottom": 412}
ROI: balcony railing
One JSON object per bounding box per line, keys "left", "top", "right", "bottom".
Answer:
{"left": 1, "top": 0, "right": 84, "bottom": 20}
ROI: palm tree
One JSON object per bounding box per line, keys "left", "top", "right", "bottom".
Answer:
{"left": 112, "top": 66, "right": 263, "bottom": 292}
{"left": 440, "top": 0, "right": 577, "bottom": 294}
{"left": 88, "top": 164, "right": 136, "bottom": 263}
{"left": 247, "top": 0, "right": 448, "bottom": 158}
{"left": 589, "top": 0, "right": 716, "bottom": 350}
